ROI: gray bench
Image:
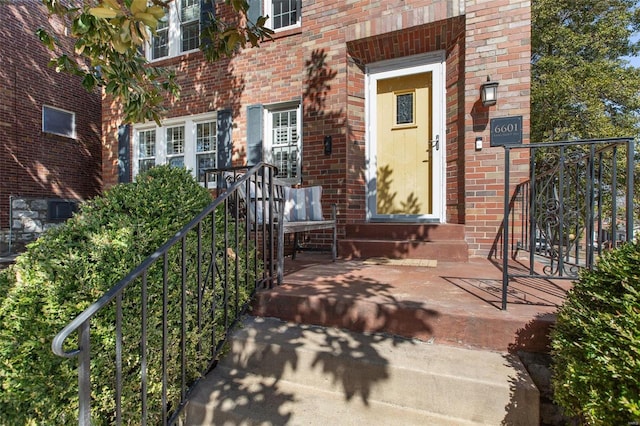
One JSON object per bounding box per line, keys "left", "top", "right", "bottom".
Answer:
{"left": 226, "top": 173, "right": 337, "bottom": 284}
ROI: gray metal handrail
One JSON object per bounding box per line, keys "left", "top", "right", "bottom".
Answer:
{"left": 501, "top": 137, "right": 636, "bottom": 309}
{"left": 52, "top": 162, "right": 280, "bottom": 425}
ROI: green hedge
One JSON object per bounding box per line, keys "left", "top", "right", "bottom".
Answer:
{"left": 551, "top": 238, "right": 640, "bottom": 424}
{"left": 0, "top": 166, "right": 256, "bottom": 424}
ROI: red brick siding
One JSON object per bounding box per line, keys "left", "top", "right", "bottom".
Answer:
{"left": 0, "top": 0, "right": 102, "bottom": 229}
{"left": 464, "top": 0, "right": 531, "bottom": 257}
{"left": 101, "top": 0, "right": 531, "bottom": 255}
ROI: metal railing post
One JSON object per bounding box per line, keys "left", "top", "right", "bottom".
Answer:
{"left": 502, "top": 147, "right": 511, "bottom": 310}
{"left": 78, "top": 320, "right": 91, "bottom": 426}
{"left": 529, "top": 148, "right": 537, "bottom": 274}
{"left": 612, "top": 145, "right": 619, "bottom": 245}
{"left": 626, "top": 139, "right": 635, "bottom": 240}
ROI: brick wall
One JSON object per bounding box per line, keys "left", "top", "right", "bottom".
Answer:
{"left": 0, "top": 1, "right": 102, "bottom": 232}
{"left": 101, "top": 0, "right": 531, "bottom": 256}
{"left": 464, "top": 0, "right": 531, "bottom": 257}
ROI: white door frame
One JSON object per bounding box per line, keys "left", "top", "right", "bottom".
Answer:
{"left": 365, "top": 51, "right": 446, "bottom": 222}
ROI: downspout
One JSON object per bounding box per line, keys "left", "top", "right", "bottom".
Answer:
{"left": 8, "top": 195, "right": 13, "bottom": 255}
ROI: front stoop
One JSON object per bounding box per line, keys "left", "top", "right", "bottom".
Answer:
{"left": 185, "top": 317, "right": 539, "bottom": 425}
{"left": 339, "top": 223, "right": 469, "bottom": 261}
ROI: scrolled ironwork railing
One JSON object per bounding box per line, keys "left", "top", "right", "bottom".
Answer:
{"left": 52, "top": 163, "right": 280, "bottom": 425}
{"left": 501, "top": 137, "right": 636, "bottom": 310}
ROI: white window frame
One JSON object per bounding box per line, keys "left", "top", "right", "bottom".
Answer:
{"left": 42, "top": 105, "right": 76, "bottom": 139}
{"left": 264, "top": 102, "right": 301, "bottom": 184}
{"left": 265, "top": 0, "right": 301, "bottom": 32}
{"left": 148, "top": 0, "right": 201, "bottom": 61}
{"left": 137, "top": 128, "right": 157, "bottom": 174}
{"left": 132, "top": 113, "right": 217, "bottom": 187}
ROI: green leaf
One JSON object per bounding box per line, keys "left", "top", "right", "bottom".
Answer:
{"left": 36, "top": 28, "right": 55, "bottom": 50}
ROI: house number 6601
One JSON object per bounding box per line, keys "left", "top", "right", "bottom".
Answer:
{"left": 493, "top": 123, "right": 519, "bottom": 133}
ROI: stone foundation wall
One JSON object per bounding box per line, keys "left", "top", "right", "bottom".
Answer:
{"left": 0, "top": 197, "right": 77, "bottom": 254}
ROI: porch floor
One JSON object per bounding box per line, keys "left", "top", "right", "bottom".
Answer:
{"left": 253, "top": 252, "right": 574, "bottom": 353}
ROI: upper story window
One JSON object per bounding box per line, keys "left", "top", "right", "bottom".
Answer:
{"left": 150, "top": 0, "right": 200, "bottom": 61}
{"left": 265, "top": 0, "right": 301, "bottom": 31}
{"left": 181, "top": 0, "right": 201, "bottom": 51}
{"left": 42, "top": 105, "right": 75, "bottom": 139}
{"left": 133, "top": 114, "right": 217, "bottom": 187}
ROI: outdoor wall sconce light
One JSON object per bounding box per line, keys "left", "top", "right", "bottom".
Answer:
{"left": 480, "top": 76, "right": 499, "bottom": 107}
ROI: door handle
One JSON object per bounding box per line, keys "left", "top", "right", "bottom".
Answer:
{"left": 430, "top": 135, "right": 439, "bottom": 151}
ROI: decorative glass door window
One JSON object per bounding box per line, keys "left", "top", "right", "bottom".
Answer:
{"left": 138, "top": 129, "right": 156, "bottom": 173}
{"left": 166, "top": 126, "right": 185, "bottom": 168}
{"left": 395, "top": 91, "right": 415, "bottom": 126}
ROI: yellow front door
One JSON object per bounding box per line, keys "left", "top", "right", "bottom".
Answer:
{"left": 376, "top": 72, "right": 432, "bottom": 215}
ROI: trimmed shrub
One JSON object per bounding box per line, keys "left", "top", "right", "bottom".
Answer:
{"left": 0, "top": 166, "right": 256, "bottom": 424}
{"left": 551, "top": 238, "right": 640, "bottom": 424}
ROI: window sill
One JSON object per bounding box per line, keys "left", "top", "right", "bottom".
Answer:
{"left": 265, "top": 26, "right": 302, "bottom": 42}
{"left": 148, "top": 48, "right": 202, "bottom": 65}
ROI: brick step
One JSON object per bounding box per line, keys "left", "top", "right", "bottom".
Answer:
{"left": 251, "top": 279, "right": 555, "bottom": 353}
{"left": 339, "top": 239, "right": 469, "bottom": 261}
{"left": 344, "top": 223, "right": 465, "bottom": 241}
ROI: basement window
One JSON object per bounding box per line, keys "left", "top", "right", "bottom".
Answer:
{"left": 43, "top": 105, "right": 76, "bottom": 139}
{"left": 48, "top": 200, "right": 78, "bottom": 221}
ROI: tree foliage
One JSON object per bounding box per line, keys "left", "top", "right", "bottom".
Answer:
{"left": 37, "top": 0, "right": 271, "bottom": 124}
{"left": 532, "top": 0, "right": 640, "bottom": 141}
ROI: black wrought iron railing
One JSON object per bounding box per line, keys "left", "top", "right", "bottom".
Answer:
{"left": 501, "top": 138, "right": 636, "bottom": 309}
{"left": 52, "top": 163, "right": 280, "bottom": 425}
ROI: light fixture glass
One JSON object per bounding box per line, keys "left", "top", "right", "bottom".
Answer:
{"left": 480, "top": 77, "right": 499, "bottom": 107}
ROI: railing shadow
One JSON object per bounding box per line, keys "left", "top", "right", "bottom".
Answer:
{"left": 440, "top": 262, "right": 569, "bottom": 311}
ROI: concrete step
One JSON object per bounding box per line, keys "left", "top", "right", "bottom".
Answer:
{"left": 185, "top": 317, "right": 539, "bottom": 425}
{"left": 338, "top": 239, "right": 469, "bottom": 261}
{"left": 185, "top": 366, "right": 487, "bottom": 425}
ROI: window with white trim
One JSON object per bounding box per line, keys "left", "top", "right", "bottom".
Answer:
{"left": 133, "top": 114, "right": 217, "bottom": 186}
{"left": 42, "top": 105, "right": 75, "bottom": 139}
{"left": 166, "top": 125, "right": 185, "bottom": 167}
{"left": 265, "top": 104, "right": 301, "bottom": 182}
{"left": 265, "top": 0, "right": 301, "bottom": 31}
{"left": 150, "top": 0, "right": 200, "bottom": 60}
{"left": 138, "top": 129, "right": 156, "bottom": 173}
{"left": 195, "top": 121, "right": 216, "bottom": 183}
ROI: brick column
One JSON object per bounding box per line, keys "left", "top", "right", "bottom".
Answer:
{"left": 464, "top": 0, "right": 531, "bottom": 258}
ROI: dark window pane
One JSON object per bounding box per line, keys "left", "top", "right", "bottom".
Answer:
{"left": 43, "top": 106, "right": 74, "bottom": 138}
{"left": 139, "top": 159, "right": 155, "bottom": 173}
{"left": 272, "top": 0, "right": 298, "bottom": 29}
